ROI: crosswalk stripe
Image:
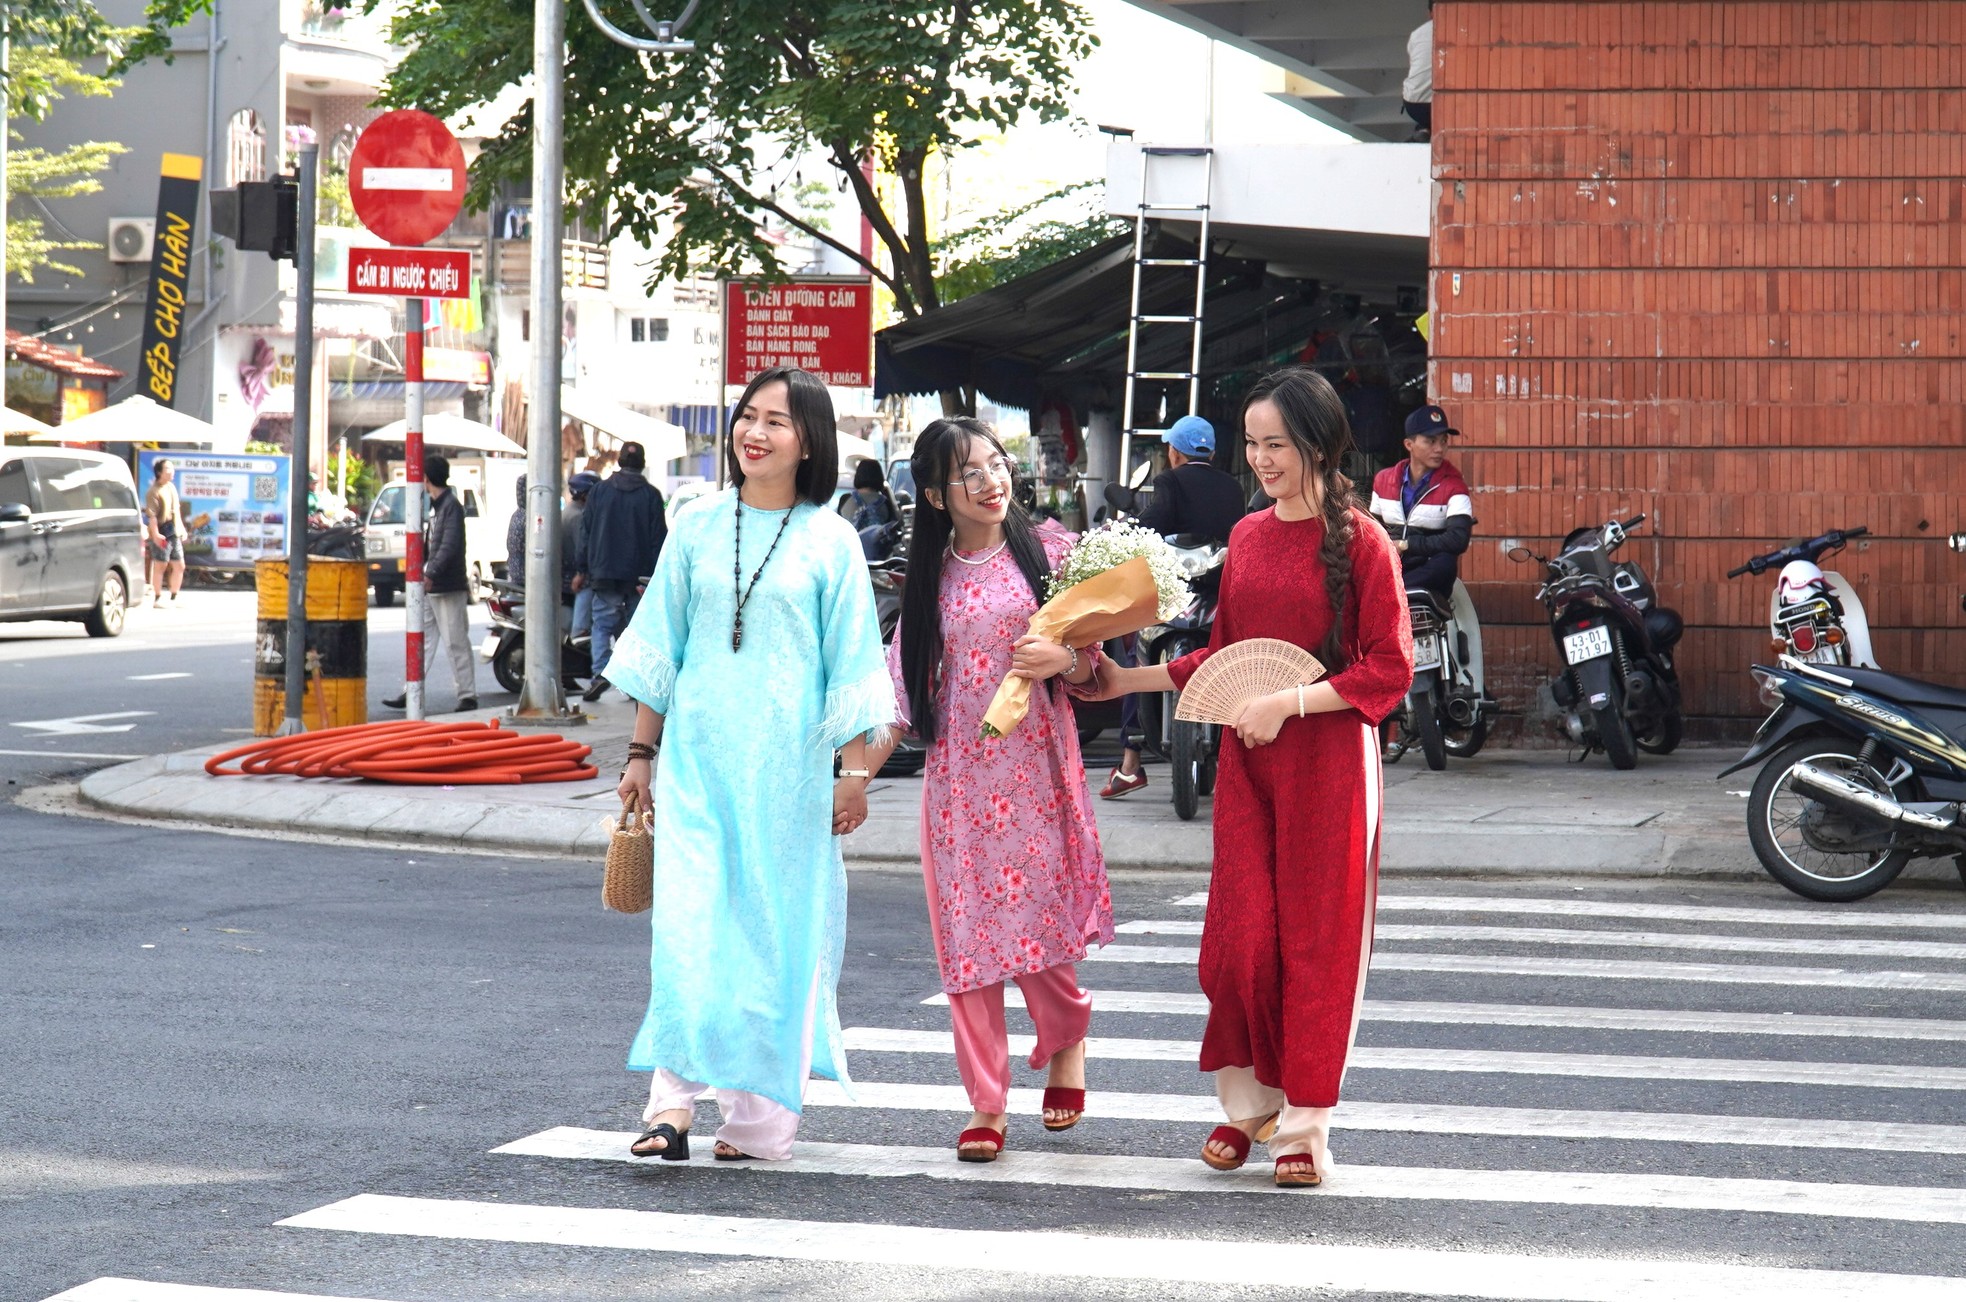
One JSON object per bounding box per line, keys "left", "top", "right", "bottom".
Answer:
{"left": 496, "top": 1126, "right": 1966, "bottom": 1226}
{"left": 1116, "top": 920, "right": 1966, "bottom": 960}
{"left": 802, "top": 1081, "right": 1966, "bottom": 1154}
{"left": 42, "top": 1283, "right": 402, "bottom": 1302}
{"left": 841, "top": 1026, "right": 1966, "bottom": 1090}
{"left": 277, "top": 1193, "right": 1966, "bottom": 1299}
{"left": 1170, "top": 891, "right": 1966, "bottom": 930}
{"left": 922, "top": 989, "right": 1966, "bottom": 1039}
{"left": 1086, "top": 944, "right": 1966, "bottom": 991}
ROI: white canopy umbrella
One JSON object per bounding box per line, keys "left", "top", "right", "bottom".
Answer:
{"left": 5, "top": 406, "right": 61, "bottom": 440}
{"left": 51, "top": 393, "right": 245, "bottom": 451}
{"left": 361, "top": 412, "right": 525, "bottom": 457}
{"left": 560, "top": 388, "right": 688, "bottom": 465}
{"left": 837, "top": 432, "right": 878, "bottom": 464}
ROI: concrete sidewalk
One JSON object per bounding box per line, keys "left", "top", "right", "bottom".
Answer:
{"left": 63, "top": 693, "right": 1862, "bottom": 879}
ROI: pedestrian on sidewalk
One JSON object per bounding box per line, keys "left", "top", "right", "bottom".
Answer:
{"left": 1088, "top": 366, "right": 1413, "bottom": 1187}
{"left": 611, "top": 366, "right": 893, "bottom": 1163}
{"left": 870, "top": 416, "right": 1115, "bottom": 1163}
{"left": 144, "top": 458, "right": 186, "bottom": 607}
{"left": 565, "top": 470, "right": 599, "bottom": 650}
{"left": 578, "top": 442, "right": 668, "bottom": 701}
{"left": 383, "top": 454, "right": 477, "bottom": 712}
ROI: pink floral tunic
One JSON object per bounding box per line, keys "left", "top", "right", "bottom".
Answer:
{"left": 887, "top": 532, "right": 1115, "bottom": 995}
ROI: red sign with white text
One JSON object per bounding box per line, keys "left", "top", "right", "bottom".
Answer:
{"left": 347, "top": 246, "right": 471, "bottom": 299}
{"left": 724, "top": 278, "right": 874, "bottom": 388}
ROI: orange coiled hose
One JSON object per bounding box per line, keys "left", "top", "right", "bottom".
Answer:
{"left": 204, "top": 719, "right": 599, "bottom": 785}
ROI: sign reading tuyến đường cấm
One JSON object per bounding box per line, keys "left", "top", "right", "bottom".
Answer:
{"left": 138, "top": 153, "right": 204, "bottom": 408}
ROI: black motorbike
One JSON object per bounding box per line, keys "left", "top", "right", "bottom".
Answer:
{"left": 1512, "top": 514, "right": 1684, "bottom": 769}
{"left": 483, "top": 578, "right": 593, "bottom": 695}
{"left": 1720, "top": 533, "right": 1966, "bottom": 901}
{"left": 870, "top": 550, "right": 927, "bottom": 778}
{"left": 1136, "top": 535, "right": 1225, "bottom": 821}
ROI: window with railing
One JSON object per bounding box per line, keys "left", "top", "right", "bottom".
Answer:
{"left": 226, "top": 109, "right": 267, "bottom": 186}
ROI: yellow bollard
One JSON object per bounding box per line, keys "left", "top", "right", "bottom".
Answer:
{"left": 253, "top": 558, "right": 369, "bottom": 735}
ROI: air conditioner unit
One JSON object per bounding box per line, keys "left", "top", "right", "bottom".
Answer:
{"left": 107, "top": 218, "right": 155, "bottom": 264}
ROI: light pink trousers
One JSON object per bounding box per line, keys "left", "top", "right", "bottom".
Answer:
{"left": 948, "top": 963, "right": 1092, "bottom": 1114}
{"left": 643, "top": 1070, "right": 801, "bottom": 1161}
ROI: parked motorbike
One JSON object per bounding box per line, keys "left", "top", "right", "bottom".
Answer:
{"left": 481, "top": 578, "right": 593, "bottom": 695}
{"left": 1384, "top": 580, "right": 1496, "bottom": 770}
{"left": 870, "top": 550, "right": 927, "bottom": 778}
{"left": 1726, "top": 527, "right": 1875, "bottom": 668}
{"left": 1512, "top": 514, "right": 1684, "bottom": 770}
{"left": 1136, "top": 535, "right": 1225, "bottom": 820}
{"left": 1718, "top": 531, "right": 1966, "bottom": 902}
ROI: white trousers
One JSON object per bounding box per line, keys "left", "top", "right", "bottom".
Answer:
{"left": 644, "top": 1070, "right": 803, "bottom": 1161}
{"left": 1216, "top": 1065, "right": 1336, "bottom": 1178}
{"left": 417, "top": 589, "right": 476, "bottom": 701}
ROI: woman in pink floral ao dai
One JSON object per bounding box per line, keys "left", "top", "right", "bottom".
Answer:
{"left": 869, "top": 417, "right": 1114, "bottom": 1162}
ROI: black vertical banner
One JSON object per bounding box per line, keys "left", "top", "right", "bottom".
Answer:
{"left": 138, "top": 152, "right": 204, "bottom": 407}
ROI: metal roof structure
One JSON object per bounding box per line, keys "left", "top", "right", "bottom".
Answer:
{"left": 1125, "top": 0, "right": 1433, "bottom": 143}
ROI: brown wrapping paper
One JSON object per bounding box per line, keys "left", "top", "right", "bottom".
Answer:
{"left": 980, "top": 556, "right": 1164, "bottom": 739}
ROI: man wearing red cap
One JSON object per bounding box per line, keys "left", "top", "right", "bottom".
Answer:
{"left": 1369, "top": 403, "right": 1474, "bottom": 598}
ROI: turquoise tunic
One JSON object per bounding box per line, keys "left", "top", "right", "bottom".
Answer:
{"left": 605, "top": 489, "right": 894, "bottom": 1112}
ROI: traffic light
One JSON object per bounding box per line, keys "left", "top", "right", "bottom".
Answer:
{"left": 209, "top": 178, "right": 298, "bottom": 261}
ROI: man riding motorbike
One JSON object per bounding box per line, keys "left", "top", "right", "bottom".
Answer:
{"left": 1106, "top": 415, "right": 1244, "bottom": 799}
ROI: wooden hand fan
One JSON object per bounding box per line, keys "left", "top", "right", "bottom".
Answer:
{"left": 1174, "top": 638, "right": 1326, "bottom": 724}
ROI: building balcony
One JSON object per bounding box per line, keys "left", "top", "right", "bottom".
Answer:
{"left": 490, "top": 239, "right": 610, "bottom": 293}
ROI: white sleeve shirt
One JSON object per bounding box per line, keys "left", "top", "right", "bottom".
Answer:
{"left": 1404, "top": 20, "right": 1434, "bottom": 104}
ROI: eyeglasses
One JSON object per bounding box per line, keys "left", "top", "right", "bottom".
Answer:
{"left": 947, "top": 455, "right": 1014, "bottom": 497}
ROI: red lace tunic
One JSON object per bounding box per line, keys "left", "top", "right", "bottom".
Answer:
{"left": 1169, "top": 505, "right": 1414, "bottom": 1107}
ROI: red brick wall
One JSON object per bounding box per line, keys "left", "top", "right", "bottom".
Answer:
{"left": 1430, "top": 1, "right": 1958, "bottom": 736}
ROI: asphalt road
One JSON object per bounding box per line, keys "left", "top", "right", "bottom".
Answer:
{"left": 0, "top": 587, "right": 499, "bottom": 792}
{"left": 7, "top": 584, "right": 1966, "bottom": 1300}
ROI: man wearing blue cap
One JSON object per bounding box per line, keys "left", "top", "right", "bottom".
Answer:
{"left": 1137, "top": 415, "right": 1245, "bottom": 545}
{"left": 1369, "top": 403, "right": 1475, "bottom": 598}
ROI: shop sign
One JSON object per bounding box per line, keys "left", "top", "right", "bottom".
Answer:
{"left": 723, "top": 277, "right": 873, "bottom": 388}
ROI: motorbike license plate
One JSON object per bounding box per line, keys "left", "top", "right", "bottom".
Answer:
{"left": 1412, "top": 635, "right": 1442, "bottom": 671}
{"left": 477, "top": 633, "right": 501, "bottom": 662}
{"left": 1563, "top": 626, "right": 1613, "bottom": 665}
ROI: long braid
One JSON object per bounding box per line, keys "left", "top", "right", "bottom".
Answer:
{"left": 1315, "top": 465, "right": 1356, "bottom": 669}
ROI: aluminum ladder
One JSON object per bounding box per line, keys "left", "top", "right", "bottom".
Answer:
{"left": 1118, "top": 144, "right": 1214, "bottom": 486}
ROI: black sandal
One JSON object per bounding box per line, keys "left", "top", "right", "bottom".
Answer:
{"left": 630, "top": 1122, "right": 690, "bottom": 1161}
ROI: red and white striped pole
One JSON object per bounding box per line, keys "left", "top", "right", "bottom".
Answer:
{"left": 403, "top": 296, "right": 426, "bottom": 721}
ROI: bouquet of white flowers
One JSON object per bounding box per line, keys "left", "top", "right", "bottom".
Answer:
{"left": 980, "top": 522, "right": 1195, "bottom": 739}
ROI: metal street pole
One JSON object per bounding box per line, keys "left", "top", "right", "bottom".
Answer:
{"left": 403, "top": 296, "right": 426, "bottom": 720}
{"left": 515, "top": 0, "right": 569, "bottom": 719}
{"left": 279, "top": 143, "right": 319, "bottom": 734}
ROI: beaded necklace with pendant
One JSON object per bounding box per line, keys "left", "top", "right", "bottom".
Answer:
{"left": 732, "top": 495, "right": 796, "bottom": 651}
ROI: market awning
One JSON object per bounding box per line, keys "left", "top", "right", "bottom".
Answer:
{"left": 361, "top": 412, "right": 525, "bottom": 457}
{"left": 560, "top": 388, "right": 688, "bottom": 465}
{"left": 874, "top": 224, "right": 1427, "bottom": 413}
{"left": 3, "top": 406, "right": 59, "bottom": 439}
{"left": 53, "top": 394, "right": 245, "bottom": 452}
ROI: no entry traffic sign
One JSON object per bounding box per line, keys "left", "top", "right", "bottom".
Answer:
{"left": 349, "top": 109, "right": 466, "bottom": 248}
{"left": 347, "top": 246, "right": 471, "bottom": 299}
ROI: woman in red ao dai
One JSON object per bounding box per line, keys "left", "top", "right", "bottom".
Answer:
{"left": 1089, "top": 368, "right": 1414, "bottom": 1187}
{"left": 866, "top": 417, "right": 1114, "bottom": 1161}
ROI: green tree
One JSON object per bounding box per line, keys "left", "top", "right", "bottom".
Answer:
{"left": 131, "top": 0, "right": 1094, "bottom": 329}
{"left": 6, "top": 8, "right": 132, "bottom": 281}
{"left": 936, "top": 179, "right": 1126, "bottom": 305}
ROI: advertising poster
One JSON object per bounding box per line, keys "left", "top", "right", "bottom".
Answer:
{"left": 138, "top": 152, "right": 204, "bottom": 407}
{"left": 137, "top": 451, "right": 291, "bottom": 571}
{"left": 723, "top": 277, "right": 873, "bottom": 388}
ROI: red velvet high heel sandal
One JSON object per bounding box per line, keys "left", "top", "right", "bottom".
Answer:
{"left": 956, "top": 1125, "right": 1007, "bottom": 1163}
{"left": 1274, "top": 1151, "right": 1323, "bottom": 1188}
{"left": 1199, "top": 1112, "right": 1280, "bottom": 1172}
{"left": 1041, "top": 1087, "right": 1086, "bottom": 1132}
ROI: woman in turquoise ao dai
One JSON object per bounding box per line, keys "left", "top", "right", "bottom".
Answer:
{"left": 610, "top": 367, "right": 894, "bottom": 1162}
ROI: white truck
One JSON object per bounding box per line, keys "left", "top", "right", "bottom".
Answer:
{"left": 363, "top": 456, "right": 523, "bottom": 604}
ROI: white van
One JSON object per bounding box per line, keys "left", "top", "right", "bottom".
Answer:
{"left": 0, "top": 446, "right": 143, "bottom": 635}
{"left": 364, "top": 474, "right": 513, "bottom": 604}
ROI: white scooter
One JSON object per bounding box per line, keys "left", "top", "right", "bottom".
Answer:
{"left": 1386, "top": 578, "right": 1496, "bottom": 769}
{"left": 1726, "top": 527, "right": 1876, "bottom": 668}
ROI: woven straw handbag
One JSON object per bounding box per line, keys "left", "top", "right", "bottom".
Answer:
{"left": 1174, "top": 638, "right": 1326, "bottom": 725}
{"left": 601, "top": 797, "right": 654, "bottom": 914}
